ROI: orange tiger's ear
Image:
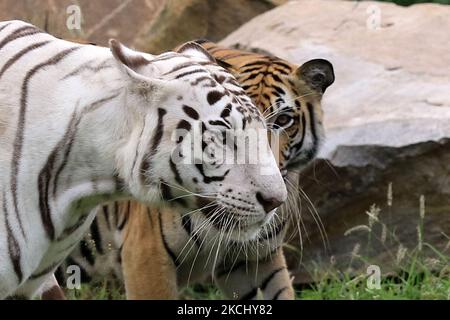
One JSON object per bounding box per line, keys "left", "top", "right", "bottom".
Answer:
{"left": 176, "top": 41, "right": 216, "bottom": 63}
{"left": 215, "top": 58, "right": 240, "bottom": 79}
{"left": 297, "top": 59, "right": 335, "bottom": 93}
{"left": 215, "top": 57, "right": 232, "bottom": 70}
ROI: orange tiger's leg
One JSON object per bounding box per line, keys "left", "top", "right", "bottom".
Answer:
{"left": 121, "top": 203, "right": 178, "bottom": 300}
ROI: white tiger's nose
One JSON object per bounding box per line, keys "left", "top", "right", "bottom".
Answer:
{"left": 256, "top": 191, "right": 284, "bottom": 213}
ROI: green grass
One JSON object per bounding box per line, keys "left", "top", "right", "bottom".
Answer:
{"left": 298, "top": 269, "right": 450, "bottom": 300}
{"left": 294, "top": 199, "right": 449, "bottom": 300}
{"left": 65, "top": 282, "right": 125, "bottom": 300}
{"left": 181, "top": 284, "right": 224, "bottom": 300}
{"left": 182, "top": 267, "right": 450, "bottom": 299}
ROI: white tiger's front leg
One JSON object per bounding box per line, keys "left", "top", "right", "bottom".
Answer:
{"left": 214, "top": 248, "right": 295, "bottom": 300}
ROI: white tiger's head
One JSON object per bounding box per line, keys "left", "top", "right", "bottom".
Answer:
{"left": 111, "top": 41, "right": 287, "bottom": 230}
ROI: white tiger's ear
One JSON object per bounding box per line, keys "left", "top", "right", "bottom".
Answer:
{"left": 109, "top": 39, "right": 152, "bottom": 73}
{"left": 176, "top": 41, "right": 216, "bottom": 63}
{"left": 109, "top": 39, "right": 168, "bottom": 95}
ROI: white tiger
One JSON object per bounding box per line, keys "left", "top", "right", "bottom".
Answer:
{"left": 0, "top": 20, "right": 287, "bottom": 299}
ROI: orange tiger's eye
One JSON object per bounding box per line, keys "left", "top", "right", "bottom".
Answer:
{"left": 274, "top": 114, "right": 293, "bottom": 128}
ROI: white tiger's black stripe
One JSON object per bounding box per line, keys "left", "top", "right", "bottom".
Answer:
{"left": 140, "top": 108, "right": 167, "bottom": 186}
{"left": 3, "top": 192, "right": 23, "bottom": 282}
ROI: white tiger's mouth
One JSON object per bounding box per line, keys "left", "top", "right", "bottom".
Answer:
{"left": 196, "top": 195, "right": 279, "bottom": 241}
{"left": 217, "top": 208, "right": 276, "bottom": 242}
{"left": 224, "top": 223, "right": 270, "bottom": 242}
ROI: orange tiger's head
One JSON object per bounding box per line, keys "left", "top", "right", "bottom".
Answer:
{"left": 195, "top": 40, "right": 335, "bottom": 177}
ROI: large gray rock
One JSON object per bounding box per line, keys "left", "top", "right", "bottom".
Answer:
{"left": 220, "top": 0, "right": 450, "bottom": 283}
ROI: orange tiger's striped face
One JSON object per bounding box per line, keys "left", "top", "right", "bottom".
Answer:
{"left": 258, "top": 58, "right": 334, "bottom": 175}
{"left": 199, "top": 41, "right": 335, "bottom": 176}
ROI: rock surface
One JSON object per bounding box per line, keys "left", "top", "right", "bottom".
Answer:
{"left": 135, "top": 0, "right": 286, "bottom": 53}
{"left": 0, "top": 0, "right": 165, "bottom": 47}
{"left": 0, "top": 0, "right": 284, "bottom": 52}
{"left": 220, "top": 0, "right": 450, "bottom": 282}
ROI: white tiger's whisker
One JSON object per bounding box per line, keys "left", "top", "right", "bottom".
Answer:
{"left": 297, "top": 187, "right": 329, "bottom": 250}
{"left": 176, "top": 203, "right": 220, "bottom": 266}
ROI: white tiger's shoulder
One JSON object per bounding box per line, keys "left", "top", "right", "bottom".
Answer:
{"left": 0, "top": 20, "right": 34, "bottom": 31}
{"left": 0, "top": 20, "right": 33, "bottom": 26}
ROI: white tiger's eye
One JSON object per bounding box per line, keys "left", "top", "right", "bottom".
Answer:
{"left": 273, "top": 114, "right": 293, "bottom": 129}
